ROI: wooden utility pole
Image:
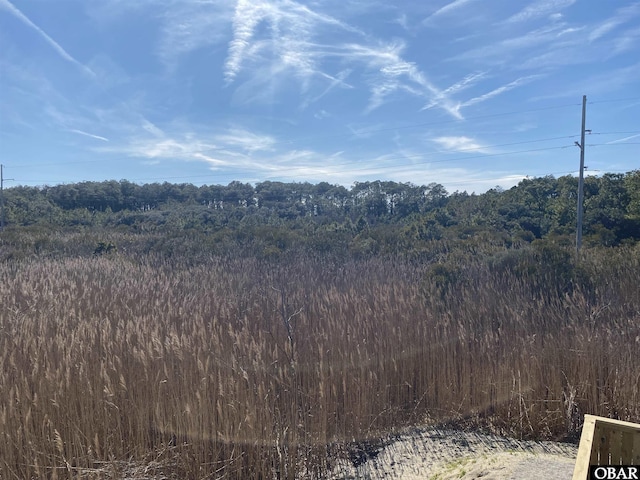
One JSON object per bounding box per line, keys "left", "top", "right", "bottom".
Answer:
{"left": 575, "top": 95, "right": 587, "bottom": 252}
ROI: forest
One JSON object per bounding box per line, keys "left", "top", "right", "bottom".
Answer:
{"left": 0, "top": 172, "right": 639, "bottom": 479}
{"left": 2, "top": 171, "right": 640, "bottom": 258}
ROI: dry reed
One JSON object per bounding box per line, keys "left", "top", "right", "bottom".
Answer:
{"left": 0, "top": 245, "right": 638, "bottom": 478}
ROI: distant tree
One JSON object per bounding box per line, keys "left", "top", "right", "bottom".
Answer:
{"left": 223, "top": 181, "right": 254, "bottom": 208}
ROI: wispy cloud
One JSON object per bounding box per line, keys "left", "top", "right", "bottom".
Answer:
{"left": 69, "top": 129, "right": 109, "bottom": 142}
{"left": 453, "top": 22, "right": 582, "bottom": 67}
{"left": 422, "top": 71, "right": 486, "bottom": 111}
{"left": 115, "top": 135, "right": 224, "bottom": 166}
{"left": 422, "top": 75, "right": 541, "bottom": 118}
{"left": 100, "top": 119, "right": 513, "bottom": 192}
{"left": 157, "top": 1, "right": 232, "bottom": 67}
{"left": 140, "top": 118, "right": 164, "bottom": 138}
{"left": 99, "top": 122, "right": 277, "bottom": 171}
{"left": 460, "top": 75, "right": 542, "bottom": 109}
{"left": 505, "top": 0, "right": 576, "bottom": 24}
{"left": 224, "top": 0, "right": 360, "bottom": 84}
{"left": 431, "top": 136, "right": 489, "bottom": 153}
{"left": 422, "top": 0, "right": 477, "bottom": 25}
{"left": 221, "top": 1, "right": 462, "bottom": 118}
{"left": 0, "top": 0, "right": 95, "bottom": 76}
{"left": 530, "top": 62, "right": 640, "bottom": 100}
{"left": 224, "top": 0, "right": 264, "bottom": 83}
{"left": 213, "top": 128, "right": 276, "bottom": 153}
{"left": 588, "top": 2, "right": 640, "bottom": 43}
{"left": 341, "top": 41, "right": 461, "bottom": 118}
{"left": 301, "top": 69, "right": 354, "bottom": 108}
{"left": 606, "top": 133, "right": 640, "bottom": 145}
{"left": 611, "top": 26, "right": 640, "bottom": 55}
{"left": 395, "top": 13, "right": 410, "bottom": 32}
{"left": 573, "top": 62, "right": 640, "bottom": 96}
{"left": 443, "top": 72, "right": 487, "bottom": 96}
{"left": 461, "top": 2, "right": 640, "bottom": 72}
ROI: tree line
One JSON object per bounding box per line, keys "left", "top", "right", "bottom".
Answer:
{"left": 2, "top": 172, "right": 639, "bottom": 256}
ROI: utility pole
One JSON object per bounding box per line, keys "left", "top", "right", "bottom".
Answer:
{"left": 575, "top": 95, "right": 587, "bottom": 253}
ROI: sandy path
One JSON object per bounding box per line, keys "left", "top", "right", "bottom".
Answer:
{"left": 327, "top": 427, "right": 578, "bottom": 479}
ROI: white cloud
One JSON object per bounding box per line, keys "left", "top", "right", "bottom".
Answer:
{"left": 589, "top": 3, "right": 640, "bottom": 43}
{"left": 589, "top": 21, "right": 618, "bottom": 43}
{"left": 395, "top": 13, "right": 410, "bottom": 31}
{"left": 219, "top": 1, "right": 461, "bottom": 117}
{"left": 224, "top": 0, "right": 360, "bottom": 84}
{"left": 422, "top": 0, "right": 477, "bottom": 25}
{"left": 341, "top": 41, "right": 461, "bottom": 118}
{"left": 460, "top": 75, "right": 542, "bottom": 108}
{"left": 123, "top": 136, "right": 215, "bottom": 163}
{"left": 301, "top": 69, "right": 354, "bottom": 108}
{"left": 454, "top": 2, "right": 639, "bottom": 72}
{"left": 453, "top": 23, "right": 579, "bottom": 67}
{"left": 213, "top": 128, "right": 276, "bottom": 153}
{"left": 530, "top": 61, "right": 640, "bottom": 100}
{"left": 422, "top": 71, "right": 486, "bottom": 111}
{"left": 612, "top": 26, "right": 640, "bottom": 55}
{"left": 68, "top": 129, "right": 109, "bottom": 142}
{"left": 225, "top": 0, "right": 265, "bottom": 83}
{"left": 158, "top": 1, "right": 232, "bottom": 66}
{"left": 140, "top": 119, "right": 164, "bottom": 138}
{"left": 97, "top": 120, "right": 512, "bottom": 193}
{"left": 443, "top": 71, "right": 487, "bottom": 96}
{"left": 0, "top": 0, "right": 95, "bottom": 76}
{"left": 606, "top": 133, "right": 640, "bottom": 145}
{"left": 98, "top": 123, "right": 278, "bottom": 171}
{"left": 431, "top": 136, "right": 488, "bottom": 153}
{"left": 505, "top": 0, "right": 576, "bottom": 24}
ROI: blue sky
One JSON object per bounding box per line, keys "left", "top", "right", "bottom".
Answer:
{"left": 1, "top": 0, "right": 638, "bottom": 193}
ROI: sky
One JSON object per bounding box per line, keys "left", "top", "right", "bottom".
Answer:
{"left": 0, "top": 0, "right": 639, "bottom": 194}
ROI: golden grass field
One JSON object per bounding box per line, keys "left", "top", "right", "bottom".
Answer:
{"left": 1, "top": 245, "right": 638, "bottom": 478}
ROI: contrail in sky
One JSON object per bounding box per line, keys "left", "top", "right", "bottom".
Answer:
{"left": 69, "top": 129, "right": 109, "bottom": 142}
{"left": 0, "top": 0, "right": 95, "bottom": 76}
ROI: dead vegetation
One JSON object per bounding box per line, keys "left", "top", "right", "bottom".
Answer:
{"left": 0, "top": 244, "right": 638, "bottom": 478}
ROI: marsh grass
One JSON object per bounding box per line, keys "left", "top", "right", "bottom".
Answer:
{"left": 1, "top": 245, "right": 638, "bottom": 478}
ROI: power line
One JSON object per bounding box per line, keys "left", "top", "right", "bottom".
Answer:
{"left": 4, "top": 96, "right": 638, "bottom": 187}
{"left": 273, "top": 137, "right": 578, "bottom": 172}
{"left": 5, "top": 133, "right": 581, "bottom": 174}
{"left": 10, "top": 139, "right": 634, "bottom": 186}
{"left": 249, "top": 145, "right": 578, "bottom": 182}
{"left": 4, "top": 102, "right": 591, "bottom": 171}
{"left": 11, "top": 144, "right": 578, "bottom": 186}
{"left": 5, "top": 132, "right": 575, "bottom": 171}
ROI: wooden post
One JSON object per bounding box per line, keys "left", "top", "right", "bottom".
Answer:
{"left": 573, "top": 415, "right": 640, "bottom": 480}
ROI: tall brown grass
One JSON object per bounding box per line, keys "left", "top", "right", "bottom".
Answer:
{"left": 0, "top": 245, "right": 638, "bottom": 478}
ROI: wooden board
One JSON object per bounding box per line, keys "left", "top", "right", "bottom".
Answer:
{"left": 572, "top": 415, "right": 640, "bottom": 480}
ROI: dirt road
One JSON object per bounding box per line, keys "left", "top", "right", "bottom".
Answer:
{"left": 327, "top": 427, "right": 578, "bottom": 479}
